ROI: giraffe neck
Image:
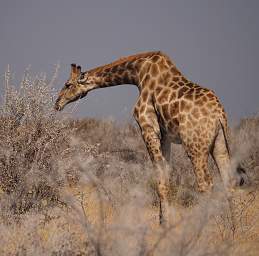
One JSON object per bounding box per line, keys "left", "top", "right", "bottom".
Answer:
{"left": 83, "top": 51, "right": 180, "bottom": 92}
{"left": 87, "top": 60, "right": 139, "bottom": 89}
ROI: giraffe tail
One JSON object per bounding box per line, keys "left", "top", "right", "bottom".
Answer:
{"left": 218, "top": 118, "right": 249, "bottom": 187}
{"left": 218, "top": 118, "right": 230, "bottom": 158}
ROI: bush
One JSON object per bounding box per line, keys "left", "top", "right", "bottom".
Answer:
{"left": 0, "top": 66, "right": 71, "bottom": 215}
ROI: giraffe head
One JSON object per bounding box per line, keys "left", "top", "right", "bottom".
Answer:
{"left": 55, "top": 64, "right": 85, "bottom": 111}
{"left": 55, "top": 64, "right": 104, "bottom": 111}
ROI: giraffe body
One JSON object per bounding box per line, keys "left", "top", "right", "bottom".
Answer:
{"left": 55, "top": 51, "right": 241, "bottom": 223}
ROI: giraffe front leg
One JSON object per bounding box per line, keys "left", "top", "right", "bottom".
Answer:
{"left": 133, "top": 99, "right": 171, "bottom": 225}
{"left": 157, "top": 166, "right": 170, "bottom": 226}
{"left": 140, "top": 125, "right": 170, "bottom": 225}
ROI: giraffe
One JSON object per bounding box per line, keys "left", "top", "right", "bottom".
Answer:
{"left": 55, "top": 51, "right": 244, "bottom": 224}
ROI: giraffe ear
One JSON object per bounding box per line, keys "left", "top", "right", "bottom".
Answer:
{"left": 70, "top": 63, "right": 77, "bottom": 79}
{"left": 77, "top": 65, "right": 81, "bottom": 75}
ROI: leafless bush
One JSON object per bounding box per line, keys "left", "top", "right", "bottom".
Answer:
{"left": 0, "top": 65, "right": 71, "bottom": 216}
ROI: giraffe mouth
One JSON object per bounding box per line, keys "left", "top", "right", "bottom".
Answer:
{"left": 54, "top": 103, "right": 63, "bottom": 111}
{"left": 54, "top": 99, "right": 65, "bottom": 111}
{"left": 54, "top": 92, "right": 87, "bottom": 111}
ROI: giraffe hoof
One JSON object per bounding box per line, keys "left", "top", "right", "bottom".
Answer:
{"left": 159, "top": 198, "right": 169, "bottom": 226}
{"left": 159, "top": 213, "right": 169, "bottom": 227}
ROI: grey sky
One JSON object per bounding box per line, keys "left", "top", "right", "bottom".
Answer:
{"left": 0, "top": 0, "right": 258, "bottom": 122}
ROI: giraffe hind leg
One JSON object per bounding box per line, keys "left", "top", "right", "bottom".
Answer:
{"left": 192, "top": 153, "right": 212, "bottom": 192}
{"left": 204, "top": 165, "right": 213, "bottom": 188}
{"left": 185, "top": 145, "right": 212, "bottom": 192}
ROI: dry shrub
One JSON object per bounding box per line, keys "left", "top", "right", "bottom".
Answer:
{"left": 0, "top": 66, "right": 71, "bottom": 215}
{"left": 0, "top": 207, "right": 95, "bottom": 256}
{"left": 231, "top": 117, "right": 259, "bottom": 186}
{"left": 73, "top": 118, "right": 148, "bottom": 163}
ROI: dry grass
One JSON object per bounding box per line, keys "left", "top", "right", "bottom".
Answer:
{"left": 0, "top": 68, "right": 258, "bottom": 255}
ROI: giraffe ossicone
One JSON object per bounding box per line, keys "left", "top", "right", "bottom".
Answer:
{"left": 55, "top": 51, "right": 244, "bottom": 224}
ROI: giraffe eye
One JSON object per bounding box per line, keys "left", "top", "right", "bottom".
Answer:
{"left": 79, "top": 73, "right": 85, "bottom": 80}
{"left": 65, "top": 83, "right": 72, "bottom": 88}
{"left": 77, "top": 78, "right": 84, "bottom": 83}
{"left": 78, "top": 76, "right": 86, "bottom": 83}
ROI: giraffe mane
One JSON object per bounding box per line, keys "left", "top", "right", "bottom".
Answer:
{"left": 87, "top": 51, "right": 166, "bottom": 74}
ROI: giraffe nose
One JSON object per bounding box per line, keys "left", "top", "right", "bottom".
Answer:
{"left": 54, "top": 103, "right": 60, "bottom": 111}
{"left": 54, "top": 99, "right": 62, "bottom": 111}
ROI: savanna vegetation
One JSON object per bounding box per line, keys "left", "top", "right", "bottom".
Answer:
{"left": 0, "top": 67, "right": 258, "bottom": 255}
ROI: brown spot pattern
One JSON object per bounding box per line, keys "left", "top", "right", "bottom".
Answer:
{"left": 162, "top": 105, "right": 170, "bottom": 120}
{"left": 173, "top": 76, "right": 180, "bottom": 82}
{"left": 148, "top": 80, "right": 156, "bottom": 90}
{"left": 155, "top": 86, "right": 163, "bottom": 95}
{"left": 151, "top": 55, "right": 160, "bottom": 62}
{"left": 142, "top": 90, "right": 149, "bottom": 102}
{"left": 191, "top": 108, "right": 200, "bottom": 119}
{"left": 150, "top": 64, "right": 159, "bottom": 77}
{"left": 170, "top": 101, "right": 179, "bottom": 116}
{"left": 178, "top": 87, "right": 188, "bottom": 98}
